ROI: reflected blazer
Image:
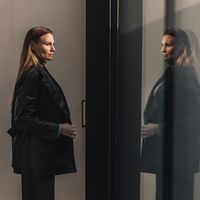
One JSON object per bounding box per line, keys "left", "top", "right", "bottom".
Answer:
{"left": 7, "top": 65, "right": 76, "bottom": 175}
{"left": 141, "top": 65, "right": 200, "bottom": 174}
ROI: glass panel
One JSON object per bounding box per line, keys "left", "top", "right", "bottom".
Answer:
{"left": 174, "top": 2, "right": 200, "bottom": 200}
{"left": 141, "top": 0, "right": 200, "bottom": 200}
{"left": 140, "top": 1, "right": 165, "bottom": 199}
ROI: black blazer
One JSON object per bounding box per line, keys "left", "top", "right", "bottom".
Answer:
{"left": 8, "top": 65, "right": 76, "bottom": 175}
{"left": 141, "top": 65, "right": 200, "bottom": 174}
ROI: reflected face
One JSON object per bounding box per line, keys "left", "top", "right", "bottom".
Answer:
{"left": 161, "top": 34, "right": 175, "bottom": 62}
{"left": 31, "top": 33, "right": 56, "bottom": 61}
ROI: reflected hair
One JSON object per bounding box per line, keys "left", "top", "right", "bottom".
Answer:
{"left": 163, "top": 28, "right": 192, "bottom": 67}
{"left": 17, "top": 26, "right": 53, "bottom": 80}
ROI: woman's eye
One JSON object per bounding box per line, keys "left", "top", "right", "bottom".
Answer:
{"left": 42, "top": 42, "right": 50, "bottom": 45}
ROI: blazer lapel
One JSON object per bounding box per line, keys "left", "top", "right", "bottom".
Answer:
{"left": 143, "top": 66, "right": 173, "bottom": 123}
{"left": 143, "top": 71, "right": 169, "bottom": 123}
{"left": 39, "top": 67, "right": 70, "bottom": 118}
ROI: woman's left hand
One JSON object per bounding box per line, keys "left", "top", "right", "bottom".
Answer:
{"left": 141, "top": 123, "right": 159, "bottom": 138}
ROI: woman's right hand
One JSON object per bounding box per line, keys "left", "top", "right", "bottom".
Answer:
{"left": 59, "top": 123, "right": 77, "bottom": 139}
{"left": 141, "top": 123, "right": 159, "bottom": 138}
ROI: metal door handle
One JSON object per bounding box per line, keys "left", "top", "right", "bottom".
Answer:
{"left": 81, "top": 99, "right": 86, "bottom": 127}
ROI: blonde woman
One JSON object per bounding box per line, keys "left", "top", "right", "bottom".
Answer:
{"left": 8, "top": 26, "right": 77, "bottom": 200}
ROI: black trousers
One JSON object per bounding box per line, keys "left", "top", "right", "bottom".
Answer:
{"left": 21, "top": 174, "right": 55, "bottom": 200}
{"left": 156, "top": 172, "right": 194, "bottom": 200}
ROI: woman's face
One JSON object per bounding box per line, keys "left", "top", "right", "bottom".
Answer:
{"left": 161, "top": 34, "right": 175, "bottom": 62}
{"left": 31, "top": 33, "right": 56, "bottom": 61}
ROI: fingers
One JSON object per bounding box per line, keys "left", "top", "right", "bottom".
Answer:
{"left": 69, "top": 126, "right": 78, "bottom": 139}
{"left": 60, "top": 123, "right": 78, "bottom": 139}
{"left": 141, "top": 126, "right": 151, "bottom": 138}
{"left": 71, "top": 125, "right": 76, "bottom": 133}
{"left": 141, "top": 132, "right": 152, "bottom": 138}
{"left": 141, "top": 124, "right": 158, "bottom": 138}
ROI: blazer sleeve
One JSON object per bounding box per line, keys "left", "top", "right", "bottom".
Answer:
{"left": 8, "top": 68, "right": 59, "bottom": 140}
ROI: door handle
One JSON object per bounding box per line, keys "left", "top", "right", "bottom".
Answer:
{"left": 81, "top": 99, "right": 86, "bottom": 128}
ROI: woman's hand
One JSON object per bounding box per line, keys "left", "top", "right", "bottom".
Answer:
{"left": 59, "top": 123, "right": 77, "bottom": 139}
{"left": 141, "top": 123, "right": 159, "bottom": 138}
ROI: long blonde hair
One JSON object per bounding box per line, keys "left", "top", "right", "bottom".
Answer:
{"left": 17, "top": 26, "right": 53, "bottom": 80}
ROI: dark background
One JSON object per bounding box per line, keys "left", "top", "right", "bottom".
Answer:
{"left": 86, "top": 0, "right": 142, "bottom": 199}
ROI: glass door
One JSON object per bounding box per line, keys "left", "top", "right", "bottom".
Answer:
{"left": 141, "top": 0, "right": 200, "bottom": 200}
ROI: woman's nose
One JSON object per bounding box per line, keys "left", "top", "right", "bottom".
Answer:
{"left": 161, "top": 46, "right": 165, "bottom": 53}
{"left": 51, "top": 45, "right": 56, "bottom": 52}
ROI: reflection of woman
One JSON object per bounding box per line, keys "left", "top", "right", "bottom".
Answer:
{"left": 7, "top": 26, "right": 77, "bottom": 200}
{"left": 141, "top": 28, "right": 200, "bottom": 200}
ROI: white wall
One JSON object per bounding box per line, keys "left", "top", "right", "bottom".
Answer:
{"left": 0, "top": 0, "right": 85, "bottom": 199}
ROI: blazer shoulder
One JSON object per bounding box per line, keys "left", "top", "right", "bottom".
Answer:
{"left": 25, "top": 66, "right": 44, "bottom": 81}
{"left": 173, "top": 65, "right": 187, "bottom": 74}
{"left": 15, "top": 66, "right": 43, "bottom": 89}
{"left": 173, "top": 65, "right": 200, "bottom": 92}
{"left": 173, "top": 65, "right": 195, "bottom": 80}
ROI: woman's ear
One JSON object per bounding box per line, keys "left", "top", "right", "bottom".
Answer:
{"left": 30, "top": 41, "right": 36, "bottom": 51}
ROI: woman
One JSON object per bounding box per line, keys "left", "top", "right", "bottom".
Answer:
{"left": 7, "top": 26, "right": 77, "bottom": 200}
{"left": 141, "top": 28, "right": 200, "bottom": 200}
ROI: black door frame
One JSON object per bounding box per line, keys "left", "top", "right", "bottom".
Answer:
{"left": 86, "top": 1, "right": 111, "bottom": 200}
{"left": 86, "top": 0, "right": 142, "bottom": 199}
